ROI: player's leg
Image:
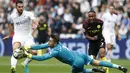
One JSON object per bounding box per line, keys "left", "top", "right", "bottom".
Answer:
{"left": 106, "top": 34, "right": 115, "bottom": 62}
{"left": 88, "top": 41, "right": 101, "bottom": 71}
{"left": 72, "top": 62, "right": 105, "bottom": 73}
{"left": 21, "top": 37, "right": 37, "bottom": 73}
{"left": 100, "top": 47, "right": 109, "bottom": 73}
{"left": 21, "top": 50, "right": 37, "bottom": 73}
{"left": 99, "top": 40, "right": 107, "bottom": 60}
{"left": 102, "top": 32, "right": 112, "bottom": 62}
{"left": 71, "top": 57, "right": 85, "bottom": 73}
{"left": 72, "top": 66, "right": 105, "bottom": 73}
{"left": 90, "top": 59, "right": 128, "bottom": 73}
{"left": 99, "top": 40, "right": 109, "bottom": 73}
{"left": 106, "top": 43, "right": 113, "bottom": 61}
{"left": 99, "top": 48, "right": 107, "bottom": 60}
{"left": 72, "top": 54, "right": 105, "bottom": 73}
{"left": 11, "top": 42, "right": 21, "bottom": 73}
{"left": 88, "top": 42, "right": 99, "bottom": 59}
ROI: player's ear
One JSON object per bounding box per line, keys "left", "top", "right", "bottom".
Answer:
{"left": 55, "top": 41, "right": 58, "bottom": 45}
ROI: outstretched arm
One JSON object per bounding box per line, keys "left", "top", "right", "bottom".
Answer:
{"left": 29, "top": 50, "right": 58, "bottom": 61}
{"left": 24, "top": 43, "right": 49, "bottom": 50}
{"left": 31, "top": 43, "right": 49, "bottom": 50}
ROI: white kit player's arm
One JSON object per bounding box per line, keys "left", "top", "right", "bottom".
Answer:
{"left": 28, "top": 12, "right": 39, "bottom": 30}
{"left": 101, "top": 13, "right": 105, "bottom": 21}
{"left": 28, "top": 12, "right": 39, "bottom": 36}
{"left": 32, "top": 19, "right": 38, "bottom": 36}
{"left": 100, "top": 13, "right": 105, "bottom": 29}
{"left": 115, "top": 15, "right": 121, "bottom": 40}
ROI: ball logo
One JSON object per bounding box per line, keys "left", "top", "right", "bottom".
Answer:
{"left": 0, "top": 38, "right": 4, "bottom": 56}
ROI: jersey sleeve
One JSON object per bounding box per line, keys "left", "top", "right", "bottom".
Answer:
{"left": 28, "top": 12, "right": 36, "bottom": 20}
{"left": 82, "top": 20, "right": 88, "bottom": 34}
{"left": 32, "top": 50, "right": 58, "bottom": 61}
{"left": 82, "top": 20, "right": 87, "bottom": 29}
{"left": 8, "top": 16, "right": 14, "bottom": 24}
{"left": 101, "top": 13, "right": 105, "bottom": 21}
{"left": 30, "top": 43, "right": 49, "bottom": 50}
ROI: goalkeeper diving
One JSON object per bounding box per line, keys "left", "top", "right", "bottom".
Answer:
{"left": 23, "top": 34, "right": 128, "bottom": 73}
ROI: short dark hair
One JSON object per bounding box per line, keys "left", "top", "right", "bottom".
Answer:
{"left": 50, "top": 34, "right": 59, "bottom": 43}
{"left": 109, "top": 4, "right": 115, "bottom": 9}
{"left": 16, "top": 0, "right": 23, "bottom": 6}
{"left": 88, "top": 10, "right": 96, "bottom": 14}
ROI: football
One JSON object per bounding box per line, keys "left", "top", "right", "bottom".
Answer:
{"left": 13, "top": 48, "right": 24, "bottom": 59}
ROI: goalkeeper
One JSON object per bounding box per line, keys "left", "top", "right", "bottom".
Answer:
{"left": 24, "top": 34, "right": 127, "bottom": 73}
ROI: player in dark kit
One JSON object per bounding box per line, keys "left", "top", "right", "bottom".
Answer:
{"left": 83, "top": 10, "right": 109, "bottom": 73}
{"left": 37, "top": 15, "right": 51, "bottom": 44}
{"left": 37, "top": 15, "right": 51, "bottom": 55}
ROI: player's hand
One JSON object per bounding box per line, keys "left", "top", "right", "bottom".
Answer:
{"left": 24, "top": 50, "right": 32, "bottom": 58}
{"left": 32, "top": 23, "right": 38, "bottom": 30}
{"left": 28, "top": 54, "right": 32, "bottom": 58}
{"left": 93, "top": 36, "right": 98, "bottom": 40}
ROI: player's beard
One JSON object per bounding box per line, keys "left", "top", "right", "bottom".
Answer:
{"left": 18, "top": 10, "right": 23, "bottom": 15}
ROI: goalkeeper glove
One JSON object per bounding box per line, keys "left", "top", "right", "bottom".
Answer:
{"left": 28, "top": 54, "right": 32, "bottom": 58}
{"left": 24, "top": 50, "right": 32, "bottom": 58}
{"left": 24, "top": 46, "right": 31, "bottom": 50}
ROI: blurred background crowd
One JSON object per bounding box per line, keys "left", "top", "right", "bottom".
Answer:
{"left": 0, "top": 0, "right": 130, "bottom": 40}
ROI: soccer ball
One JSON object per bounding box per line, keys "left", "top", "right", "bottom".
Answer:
{"left": 13, "top": 48, "right": 24, "bottom": 59}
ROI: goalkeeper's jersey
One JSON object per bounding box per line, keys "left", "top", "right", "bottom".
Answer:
{"left": 31, "top": 42, "right": 92, "bottom": 65}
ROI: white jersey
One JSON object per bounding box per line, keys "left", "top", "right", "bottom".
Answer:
{"left": 101, "top": 12, "right": 119, "bottom": 34}
{"left": 10, "top": 10, "right": 36, "bottom": 36}
{"left": 101, "top": 12, "right": 119, "bottom": 45}
{"left": 10, "top": 10, "right": 36, "bottom": 46}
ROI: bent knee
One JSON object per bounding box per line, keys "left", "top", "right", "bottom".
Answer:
{"left": 99, "top": 48, "right": 106, "bottom": 57}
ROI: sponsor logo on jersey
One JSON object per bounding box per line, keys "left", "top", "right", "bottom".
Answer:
{"left": 97, "top": 25, "right": 101, "bottom": 29}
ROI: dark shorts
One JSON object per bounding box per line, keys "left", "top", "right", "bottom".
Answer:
{"left": 37, "top": 36, "right": 49, "bottom": 44}
{"left": 88, "top": 39, "right": 105, "bottom": 57}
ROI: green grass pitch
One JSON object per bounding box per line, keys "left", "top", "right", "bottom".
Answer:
{"left": 0, "top": 56, "right": 129, "bottom": 73}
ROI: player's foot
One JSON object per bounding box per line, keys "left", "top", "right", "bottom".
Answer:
{"left": 10, "top": 66, "right": 16, "bottom": 73}
{"left": 92, "top": 67, "right": 106, "bottom": 73}
{"left": 21, "top": 63, "right": 29, "bottom": 73}
{"left": 118, "top": 66, "right": 128, "bottom": 73}
{"left": 102, "top": 67, "right": 109, "bottom": 73}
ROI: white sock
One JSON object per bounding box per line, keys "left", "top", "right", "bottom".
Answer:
{"left": 11, "top": 55, "right": 17, "bottom": 68}
{"left": 23, "top": 58, "right": 32, "bottom": 65}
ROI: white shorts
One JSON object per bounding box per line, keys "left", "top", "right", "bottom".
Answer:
{"left": 102, "top": 32, "right": 116, "bottom": 45}
{"left": 12, "top": 34, "right": 35, "bottom": 47}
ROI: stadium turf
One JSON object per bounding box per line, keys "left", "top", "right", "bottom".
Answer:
{"left": 0, "top": 56, "right": 129, "bottom": 73}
